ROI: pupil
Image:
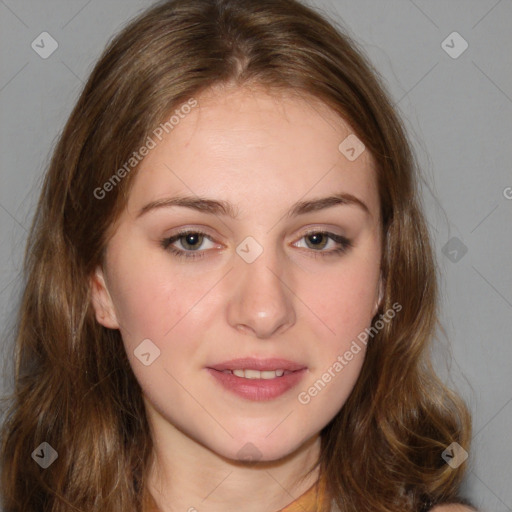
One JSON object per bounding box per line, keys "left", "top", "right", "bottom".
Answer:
{"left": 187, "top": 234, "right": 197, "bottom": 244}
{"left": 185, "top": 233, "right": 201, "bottom": 249}
{"left": 307, "top": 233, "right": 327, "bottom": 250}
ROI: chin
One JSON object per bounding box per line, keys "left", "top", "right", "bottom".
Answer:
{"left": 211, "top": 427, "right": 315, "bottom": 464}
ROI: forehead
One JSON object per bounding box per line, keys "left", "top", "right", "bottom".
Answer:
{"left": 125, "top": 85, "right": 379, "bottom": 220}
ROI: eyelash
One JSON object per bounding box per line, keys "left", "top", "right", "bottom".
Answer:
{"left": 160, "top": 229, "right": 352, "bottom": 261}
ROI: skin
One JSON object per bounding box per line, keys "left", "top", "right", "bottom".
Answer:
{"left": 91, "top": 84, "right": 384, "bottom": 511}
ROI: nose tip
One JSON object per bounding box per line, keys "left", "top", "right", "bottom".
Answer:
{"left": 228, "top": 253, "right": 296, "bottom": 339}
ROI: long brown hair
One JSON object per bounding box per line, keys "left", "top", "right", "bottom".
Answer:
{"left": 0, "top": 0, "right": 472, "bottom": 510}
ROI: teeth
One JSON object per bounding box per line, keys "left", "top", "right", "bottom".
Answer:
{"left": 229, "top": 369, "right": 286, "bottom": 379}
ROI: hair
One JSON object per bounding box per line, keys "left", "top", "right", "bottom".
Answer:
{"left": 0, "top": 0, "right": 472, "bottom": 511}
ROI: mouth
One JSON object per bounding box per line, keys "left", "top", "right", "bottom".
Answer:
{"left": 213, "top": 368, "right": 294, "bottom": 379}
{"left": 208, "top": 357, "right": 306, "bottom": 373}
{"left": 206, "top": 358, "right": 307, "bottom": 401}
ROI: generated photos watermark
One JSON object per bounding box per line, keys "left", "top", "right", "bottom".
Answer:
{"left": 298, "top": 302, "right": 402, "bottom": 405}
{"left": 93, "top": 98, "right": 198, "bottom": 200}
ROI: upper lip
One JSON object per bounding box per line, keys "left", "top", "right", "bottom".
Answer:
{"left": 208, "top": 358, "right": 306, "bottom": 372}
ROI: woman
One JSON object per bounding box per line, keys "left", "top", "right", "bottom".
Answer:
{"left": 0, "top": 0, "right": 475, "bottom": 510}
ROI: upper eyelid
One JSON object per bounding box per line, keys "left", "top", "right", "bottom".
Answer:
{"left": 167, "top": 223, "right": 348, "bottom": 238}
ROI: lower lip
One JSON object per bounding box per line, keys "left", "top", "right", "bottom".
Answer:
{"left": 206, "top": 368, "right": 307, "bottom": 401}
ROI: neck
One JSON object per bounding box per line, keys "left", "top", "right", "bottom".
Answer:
{"left": 144, "top": 416, "right": 322, "bottom": 512}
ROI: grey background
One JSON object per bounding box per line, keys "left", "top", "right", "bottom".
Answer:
{"left": 0, "top": 0, "right": 511, "bottom": 510}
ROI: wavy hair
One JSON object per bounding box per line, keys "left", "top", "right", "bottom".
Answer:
{"left": 0, "top": 0, "right": 472, "bottom": 510}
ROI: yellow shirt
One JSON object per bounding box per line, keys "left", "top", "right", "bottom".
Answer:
{"left": 277, "top": 474, "right": 329, "bottom": 512}
{"left": 143, "top": 474, "right": 330, "bottom": 512}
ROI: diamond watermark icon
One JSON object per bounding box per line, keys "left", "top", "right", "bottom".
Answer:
{"left": 441, "top": 32, "right": 468, "bottom": 59}
{"left": 134, "top": 338, "right": 161, "bottom": 366}
{"left": 32, "top": 442, "right": 58, "bottom": 469}
{"left": 442, "top": 442, "right": 468, "bottom": 469}
{"left": 338, "top": 134, "right": 365, "bottom": 161}
{"left": 31, "top": 32, "right": 59, "bottom": 59}
{"left": 442, "top": 237, "right": 468, "bottom": 263}
{"left": 236, "top": 442, "right": 263, "bottom": 466}
{"left": 236, "top": 236, "right": 263, "bottom": 264}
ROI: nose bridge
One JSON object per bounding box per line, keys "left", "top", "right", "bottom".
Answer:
{"left": 227, "top": 234, "right": 296, "bottom": 338}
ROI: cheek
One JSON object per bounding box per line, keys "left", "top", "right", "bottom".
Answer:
{"left": 106, "top": 257, "right": 214, "bottom": 401}
{"left": 302, "top": 255, "right": 380, "bottom": 343}
{"left": 316, "top": 273, "right": 375, "bottom": 326}
{"left": 293, "top": 266, "right": 375, "bottom": 420}
{"left": 294, "top": 245, "right": 380, "bottom": 411}
{"left": 106, "top": 242, "right": 207, "bottom": 340}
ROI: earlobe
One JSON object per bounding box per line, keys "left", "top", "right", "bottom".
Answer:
{"left": 90, "top": 266, "right": 119, "bottom": 329}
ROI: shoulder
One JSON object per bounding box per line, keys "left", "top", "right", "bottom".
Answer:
{"left": 430, "top": 505, "right": 476, "bottom": 511}
{"left": 328, "top": 500, "right": 476, "bottom": 512}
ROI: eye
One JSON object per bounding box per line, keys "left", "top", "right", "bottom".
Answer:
{"left": 293, "top": 231, "right": 352, "bottom": 257}
{"left": 160, "top": 229, "right": 352, "bottom": 261}
{"left": 160, "top": 230, "right": 218, "bottom": 260}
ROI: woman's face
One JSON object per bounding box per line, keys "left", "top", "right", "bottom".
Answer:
{"left": 91, "top": 85, "right": 382, "bottom": 463}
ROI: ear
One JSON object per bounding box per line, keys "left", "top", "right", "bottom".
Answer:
{"left": 372, "top": 274, "right": 384, "bottom": 317}
{"left": 90, "top": 266, "right": 120, "bottom": 329}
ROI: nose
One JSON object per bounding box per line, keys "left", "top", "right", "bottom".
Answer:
{"left": 226, "top": 243, "right": 296, "bottom": 339}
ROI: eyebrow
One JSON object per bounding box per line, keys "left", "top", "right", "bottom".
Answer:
{"left": 137, "top": 192, "right": 370, "bottom": 219}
